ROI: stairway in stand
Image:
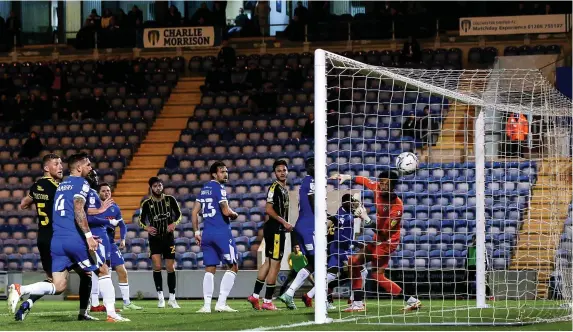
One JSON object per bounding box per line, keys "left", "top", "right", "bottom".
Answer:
{"left": 510, "top": 158, "right": 573, "bottom": 299}
{"left": 113, "top": 77, "right": 203, "bottom": 217}
{"left": 418, "top": 104, "right": 475, "bottom": 163}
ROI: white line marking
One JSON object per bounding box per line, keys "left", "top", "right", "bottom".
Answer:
{"left": 0, "top": 310, "right": 77, "bottom": 317}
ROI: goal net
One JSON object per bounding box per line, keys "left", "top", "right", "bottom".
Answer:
{"left": 313, "top": 49, "right": 573, "bottom": 325}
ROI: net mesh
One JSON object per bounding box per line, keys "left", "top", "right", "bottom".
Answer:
{"left": 317, "top": 50, "right": 573, "bottom": 325}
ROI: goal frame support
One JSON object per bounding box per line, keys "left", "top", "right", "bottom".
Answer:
{"left": 314, "top": 48, "right": 329, "bottom": 324}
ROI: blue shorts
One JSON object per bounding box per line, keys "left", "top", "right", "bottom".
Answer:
{"left": 91, "top": 228, "right": 110, "bottom": 261}
{"left": 51, "top": 236, "right": 105, "bottom": 272}
{"left": 108, "top": 242, "right": 125, "bottom": 268}
{"left": 201, "top": 232, "right": 238, "bottom": 267}
{"left": 293, "top": 227, "right": 315, "bottom": 256}
{"left": 328, "top": 243, "right": 351, "bottom": 270}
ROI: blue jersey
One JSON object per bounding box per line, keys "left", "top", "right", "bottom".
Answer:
{"left": 52, "top": 176, "right": 90, "bottom": 240}
{"left": 105, "top": 203, "right": 126, "bottom": 241}
{"left": 87, "top": 189, "right": 106, "bottom": 233}
{"left": 295, "top": 175, "right": 315, "bottom": 230}
{"left": 329, "top": 206, "right": 354, "bottom": 253}
{"left": 197, "top": 180, "right": 230, "bottom": 235}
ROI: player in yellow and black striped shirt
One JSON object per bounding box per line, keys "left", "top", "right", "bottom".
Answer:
{"left": 137, "top": 177, "right": 182, "bottom": 308}
{"left": 247, "top": 159, "right": 292, "bottom": 311}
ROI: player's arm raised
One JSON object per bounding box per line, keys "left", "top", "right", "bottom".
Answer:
{"left": 74, "top": 196, "right": 98, "bottom": 251}
{"left": 191, "top": 200, "right": 202, "bottom": 245}
{"left": 329, "top": 173, "right": 377, "bottom": 191}
{"left": 87, "top": 198, "right": 114, "bottom": 215}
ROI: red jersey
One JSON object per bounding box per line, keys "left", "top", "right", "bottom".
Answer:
{"left": 354, "top": 176, "right": 404, "bottom": 243}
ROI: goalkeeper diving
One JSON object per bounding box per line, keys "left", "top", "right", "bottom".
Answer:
{"left": 331, "top": 170, "right": 421, "bottom": 312}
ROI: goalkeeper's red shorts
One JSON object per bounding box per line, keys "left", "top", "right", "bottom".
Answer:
{"left": 366, "top": 241, "right": 399, "bottom": 269}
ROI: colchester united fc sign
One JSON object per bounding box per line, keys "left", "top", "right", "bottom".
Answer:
{"left": 143, "top": 26, "right": 215, "bottom": 48}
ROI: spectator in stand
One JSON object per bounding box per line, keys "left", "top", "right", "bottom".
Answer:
{"left": 249, "top": 82, "right": 278, "bottom": 114}
{"left": 116, "top": 8, "right": 128, "bottom": 27}
{"left": 301, "top": 112, "right": 314, "bottom": 139}
{"left": 85, "top": 9, "right": 101, "bottom": 27}
{"left": 58, "top": 91, "right": 79, "bottom": 121}
{"left": 19, "top": 131, "right": 44, "bottom": 159}
{"left": 36, "top": 93, "right": 53, "bottom": 121}
{"left": 128, "top": 5, "right": 143, "bottom": 28}
{"left": 401, "top": 114, "right": 416, "bottom": 139}
{"left": 242, "top": 62, "right": 263, "bottom": 90}
{"left": 517, "top": 2, "right": 528, "bottom": 15}
{"left": 532, "top": 3, "right": 544, "bottom": 14}
{"left": 402, "top": 36, "right": 421, "bottom": 64}
{"left": 0, "top": 72, "right": 16, "bottom": 97}
{"left": 213, "top": 2, "right": 227, "bottom": 28}
{"left": 544, "top": 4, "right": 552, "bottom": 14}
{"left": 85, "top": 88, "right": 109, "bottom": 119}
{"left": 417, "top": 106, "right": 438, "bottom": 147}
{"left": 166, "top": 5, "right": 182, "bottom": 27}
{"left": 127, "top": 64, "right": 147, "bottom": 94}
{"left": 234, "top": 8, "right": 248, "bottom": 30}
{"left": 51, "top": 66, "right": 69, "bottom": 97}
{"left": 506, "top": 112, "right": 529, "bottom": 158}
{"left": 217, "top": 39, "right": 236, "bottom": 69}
{"left": 191, "top": 2, "right": 211, "bottom": 26}
{"left": 286, "top": 64, "right": 304, "bottom": 90}
{"left": 6, "top": 11, "right": 21, "bottom": 49}
{"left": 293, "top": 2, "right": 309, "bottom": 24}
{"left": 101, "top": 9, "right": 114, "bottom": 29}
{"left": 201, "top": 63, "right": 231, "bottom": 93}
{"left": 254, "top": 1, "right": 271, "bottom": 36}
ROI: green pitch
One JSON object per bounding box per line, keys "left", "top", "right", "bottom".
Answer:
{"left": 0, "top": 300, "right": 570, "bottom": 331}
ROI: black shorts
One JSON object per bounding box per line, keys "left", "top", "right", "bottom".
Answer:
{"left": 264, "top": 223, "right": 285, "bottom": 261}
{"left": 37, "top": 234, "right": 52, "bottom": 276}
{"left": 148, "top": 235, "right": 175, "bottom": 259}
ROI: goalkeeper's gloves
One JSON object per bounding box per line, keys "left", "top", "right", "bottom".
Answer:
{"left": 329, "top": 173, "right": 351, "bottom": 184}
{"left": 354, "top": 205, "right": 372, "bottom": 226}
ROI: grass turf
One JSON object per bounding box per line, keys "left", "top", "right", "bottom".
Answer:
{"left": 0, "top": 299, "right": 570, "bottom": 330}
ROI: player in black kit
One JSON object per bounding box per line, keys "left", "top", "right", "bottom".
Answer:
{"left": 15, "top": 153, "right": 95, "bottom": 321}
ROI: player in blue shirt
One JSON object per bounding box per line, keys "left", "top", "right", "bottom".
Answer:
{"left": 90, "top": 182, "right": 142, "bottom": 311}
{"left": 279, "top": 157, "right": 315, "bottom": 309}
{"left": 7, "top": 153, "right": 129, "bottom": 322}
{"left": 192, "top": 161, "right": 240, "bottom": 313}
{"left": 302, "top": 193, "right": 358, "bottom": 310}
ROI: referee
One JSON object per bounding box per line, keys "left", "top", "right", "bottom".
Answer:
{"left": 138, "top": 177, "right": 182, "bottom": 309}
{"left": 247, "top": 159, "right": 292, "bottom": 310}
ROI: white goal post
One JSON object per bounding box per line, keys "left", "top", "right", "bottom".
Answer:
{"left": 313, "top": 49, "right": 573, "bottom": 325}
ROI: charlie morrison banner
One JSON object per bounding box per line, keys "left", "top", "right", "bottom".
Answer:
{"left": 460, "top": 14, "right": 571, "bottom": 36}
{"left": 144, "top": 26, "right": 215, "bottom": 48}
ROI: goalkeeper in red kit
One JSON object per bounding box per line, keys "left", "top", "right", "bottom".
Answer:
{"left": 333, "top": 170, "right": 421, "bottom": 312}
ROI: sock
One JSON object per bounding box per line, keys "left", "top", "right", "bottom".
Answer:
{"left": 119, "top": 283, "right": 130, "bottom": 305}
{"left": 21, "top": 282, "right": 56, "bottom": 296}
{"left": 351, "top": 266, "right": 363, "bottom": 290}
{"left": 305, "top": 272, "right": 336, "bottom": 299}
{"left": 169, "top": 293, "right": 176, "bottom": 301}
{"left": 167, "top": 272, "right": 176, "bottom": 294}
{"left": 90, "top": 272, "right": 100, "bottom": 306}
{"left": 307, "top": 286, "right": 316, "bottom": 298}
{"left": 157, "top": 291, "right": 164, "bottom": 300}
{"left": 285, "top": 268, "right": 310, "bottom": 297}
{"left": 203, "top": 272, "right": 214, "bottom": 307}
{"left": 353, "top": 290, "right": 364, "bottom": 305}
{"left": 216, "top": 271, "right": 237, "bottom": 307}
{"left": 98, "top": 275, "right": 117, "bottom": 317}
{"left": 252, "top": 278, "right": 265, "bottom": 299}
{"left": 28, "top": 295, "right": 42, "bottom": 307}
{"left": 79, "top": 272, "right": 92, "bottom": 316}
{"left": 375, "top": 272, "right": 402, "bottom": 296}
{"left": 264, "top": 284, "right": 276, "bottom": 302}
{"left": 153, "top": 270, "right": 163, "bottom": 292}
